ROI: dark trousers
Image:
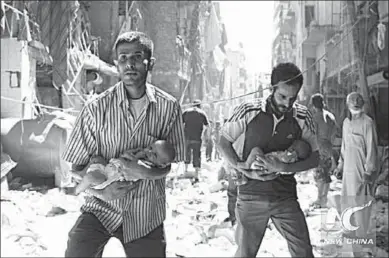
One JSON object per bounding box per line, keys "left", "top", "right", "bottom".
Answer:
{"left": 214, "top": 146, "right": 221, "bottom": 160}
{"left": 65, "top": 213, "right": 166, "bottom": 258}
{"left": 235, "top": 195, "right": 314, "bottom": 258}
{"left": 227, "top": 174, "right": 238, "bottom": 223}
{"left": 206, "top": 140, "right": 213, "bottom": 161}
{"left": 184, "top": 140, "right": 201, "bottom": 168}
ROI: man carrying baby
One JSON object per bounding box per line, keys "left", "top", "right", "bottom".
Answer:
{"left": 70, "top": 140, "right": 176, "bottom": 195}
{"left": 62, "top": 31, "right": 185, "bottom": 257}
{"left": 218, "top": 62, "right": 319, "bottom": 257}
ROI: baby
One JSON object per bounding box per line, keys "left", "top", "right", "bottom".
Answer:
{"left": 234, "top": 139, "right": 312, "bottom": 185}
{"left": 71, "top": 140, "right": 176, "bottom": 195}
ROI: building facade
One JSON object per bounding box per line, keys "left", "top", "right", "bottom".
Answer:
{"left": 272, "top": 0, "right": 388, "bottom": 143}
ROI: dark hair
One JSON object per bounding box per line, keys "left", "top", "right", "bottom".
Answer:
{"left": 311, "top": 93, "right": 324, "bottom": 110}
{"left": 161, "top": 141, "right": 176, "bottom": 163}
{"left": 193, "top": 99, "right": 201, "bottom": 108}
{"left": 113, "top": 31, "right": 154, "bottom": 59}
{"left": 271, "top": 62, "right": 303, "bottom": 88}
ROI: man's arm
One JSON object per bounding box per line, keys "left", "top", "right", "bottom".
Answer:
{"left": 201, "top": 112, "right": 209, "bottom": 141}
{"left": 118, "top": 159, "right": 171, "bottom": 180}
{"left": 62, "top": 106, "right": 97, "bottom": 166}
{"left": 282, "top": 151, "right": 320, "bottom": 173}
{"left": 217, "top": 103, "right": 250, "bottom": 169}
{"left": 166, "top": 101, "right": 186, "bottom": 163}
{"left": 336, "top": 119, "right": 347, "bottom": 171}
{"left": 219, "top": 135, "right": 244, "bottom": 168}
{"left": 364, "top": 118, "right": 378, "bottom": 175}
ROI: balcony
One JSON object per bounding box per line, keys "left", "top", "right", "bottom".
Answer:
{"left": 378, "top": 0, "right": 388, "bottom": 22}
{"left": 274, "top": 8, "right": 296, "bottom": 33}
{"left": 274, "top": 1, "right": 290, "bottom": 20}
{"left": 302, "top": 20, "right": 342, "bottom": 46}
{"left": 273, "top": 32, "right": 296, "bottom": 53}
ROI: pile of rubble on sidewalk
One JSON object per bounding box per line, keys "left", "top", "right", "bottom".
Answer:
{"left": 164, "top": 162, "right": 237, "bottom": 257}
{"left": 1, "top": 153, "right": 388, "bottom": 257}
{"left": 1, "top": 188, "right": 84, "bottom": 257}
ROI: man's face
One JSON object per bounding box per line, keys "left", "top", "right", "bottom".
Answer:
{"left": 116, "top": 42, "right": 151, "bottom": 87}
{"left": 272, "top": 82, "right": 300, "bottom": 114}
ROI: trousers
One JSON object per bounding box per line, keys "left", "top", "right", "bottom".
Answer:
{"left": 234, "top": 194, "right": 314, "bottom": 257}
{"left": 65, "top": 212, "right": 166, "bottom": 257}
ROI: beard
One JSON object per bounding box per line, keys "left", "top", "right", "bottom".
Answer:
{"left": 271, "top": 95, "right": 291, "bottom": 115}
{"left": 349, "top": 109, "right": 362, "bottom": 115}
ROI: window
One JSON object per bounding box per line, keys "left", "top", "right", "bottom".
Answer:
{"left": 305, "top": 5, "right": 315, "bottom": 28}
{"left": 118, "top": 1, "right": 132, "bottom": 16}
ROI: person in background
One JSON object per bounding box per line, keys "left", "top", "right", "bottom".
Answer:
{"left": 183, "top": 100, "right": 209, "bottom": 183}
{"left": 205, "top": 121, "right": 214, "bottom": 162}
{"left": 217, "top": 118, "right": 240, "bottom": 226}
{"left": 214, "top": 121, "right": 222, "bottom": 160}
{"left": 309, "top": 93, "right": 337, "bottom": 208}
{"left": 333, "top": 92, "right": 378, "bottom": 257}
{"left": 62, "top": 31, "right": 185, "bottom": 257}
{"left": 217, "top": 163, "right": 238, "bottom": 226}
{"left": 218, "top": 62, "right": 319, "bottom": 257}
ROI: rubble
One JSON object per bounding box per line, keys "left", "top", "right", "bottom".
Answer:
{"left": 1, "top": 161, "right": 388, "bottom": 257}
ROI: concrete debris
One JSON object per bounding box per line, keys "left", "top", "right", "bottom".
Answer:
{"left": 1, "top": 161, "right": 388, "bottom": 257}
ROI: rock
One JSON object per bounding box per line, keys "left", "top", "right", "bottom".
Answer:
{"left": 209, "top": 202, "right": 218, "bottom": 211}
{"left": 375, "top": 185, "right": 389, "bottom": 202}
{"left": 46, "top": 206, "right": 67, "bottom": 217}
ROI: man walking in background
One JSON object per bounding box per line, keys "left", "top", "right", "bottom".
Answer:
{"left": 310, "top": 93, "right": 338, "bottom": 208}
{"left": 183, "top": 100, "right": 209, "bottom": 183}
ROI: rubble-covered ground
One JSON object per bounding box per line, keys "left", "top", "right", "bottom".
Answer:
{"left": 1, "top": 161, "right": 388, "bottom": 257}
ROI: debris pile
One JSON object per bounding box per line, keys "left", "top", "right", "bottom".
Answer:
{"left": 1, "top": 160, "right": 388, "bottom": 257}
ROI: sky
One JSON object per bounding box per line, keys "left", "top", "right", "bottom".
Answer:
{"left": 218, "top": 1, "right": 275, "bottom": 74}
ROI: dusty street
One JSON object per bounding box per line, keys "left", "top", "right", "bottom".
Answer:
{"left": 1, "top": 161, "right": 388, "bottom": 257}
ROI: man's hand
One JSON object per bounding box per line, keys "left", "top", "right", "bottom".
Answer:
{"left": 244, "top": 169, "right": 279, "bottom": 181}
{"left": 120, "top": 151, "right": 138, "bottom": 161}
{"left": 88, "top": 181, "right": 139, "bottom": 202}
{"left": 228, "top": 161, "right": 250, "bottom": 180}
{"left": 363, "top": 173, "right": 374, "bottom": 185}
{"left": 253, "top": 156, "right": 286, "bottom": 174}
{"left": 70, "top": 170, "right": 86, "bottom": 183}
{"left": 229, "top": 163, "right": 279, "bottom": 181}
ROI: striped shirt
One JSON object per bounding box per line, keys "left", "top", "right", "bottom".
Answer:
{"left": 62, "top": 82, "right": 185, "bottom": 243}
